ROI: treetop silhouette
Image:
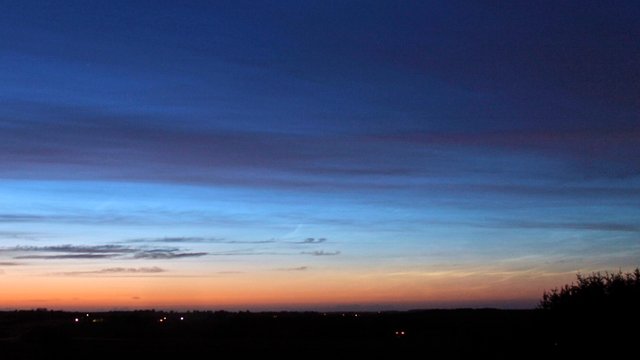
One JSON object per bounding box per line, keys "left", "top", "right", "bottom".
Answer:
{"left": 540, "top": 268, "right": 640, "bottom": 311}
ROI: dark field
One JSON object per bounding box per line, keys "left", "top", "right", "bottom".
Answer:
{"left": 0, "top": 308, "right": 622, "bottom": 359}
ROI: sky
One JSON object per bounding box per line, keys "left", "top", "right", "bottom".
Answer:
{"left": 0, "top": 0, "right": 638, "bottom": 310}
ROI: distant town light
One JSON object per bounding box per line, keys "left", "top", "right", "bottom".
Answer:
{"left": 180, "top": 317, "right": 184, "bottom": 321}
{"left": 74, "top": 318, "right": 79, "bottom": 322}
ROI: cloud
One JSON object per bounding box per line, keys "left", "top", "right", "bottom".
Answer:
{"left": 276, "top": 266, "right": 309, "bottom": 271}
{"left": 10, "top": 245, "right": 135, "bottom": 254}
{"left": 302, "top": 250, "right": 340, "bottom": 256}
{"left": 223, "top": 240, "right": 276, "bottom": 244}
{"left": 0, "top": 262, "right": 22, "bottom": 266}
{"left": 3, "top": 103, "right": 638, "bottom": 199}
{"left": 493, "top": 220, "right": 640, "bottom": 232}
{"left": 124, "top": 237, "right": 274, "bottom": 244}
{"left": 298, "top": 238, "right": 327, "bottom": 244}
{"left": 0, "top": 106, "right": 371, "bottom": 190}
{"left": 0, "top": 213, "right": 137, "bottom": 225}
{"left": 5, "top": 244, "right": 133, "bottom": 260}
{"left": 2, "top": 244, "right": 208, "bottom": 261}
{"left": 96, "top": 267, "right": 165, "bottom": 273}
{"left": 133, "top": 251, "right": 208, "bottom": 259}
{"left": 0, "top": 214, "right": 47, "bottom": 223}
{"left": 125, "top": 237, "right": 224, "bottom": 243}
{"left": 57, "top": 267, "right": 165, "bottom": 276}
{"left": 0, "top": 231, "right": 38, "bottom": 240}
{"left": 375, "top": 129, "right": 640, "bottom": 180}
{"left": 0, "top": 103, "right": 469, "bottom": 192}
{"left": 15, "top": 254, "right": 118, "bottom": 259}
{"left": 206, "top": 249, "right": 290, "bottom": 256}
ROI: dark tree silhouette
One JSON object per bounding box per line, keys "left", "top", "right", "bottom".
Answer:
{"left": 540, "top": 268, "right": 640, "bottom": 311}
{"left": 538, "top": 268, "right": 640, "bottom": 357}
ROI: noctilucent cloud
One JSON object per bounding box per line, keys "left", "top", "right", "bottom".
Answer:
{"left": 0, "top": 1, "right": 638, "bottom": 310}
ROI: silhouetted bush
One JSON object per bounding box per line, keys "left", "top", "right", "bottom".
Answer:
{"left": 540, "top": 268, "right": 640, "bottom": 312}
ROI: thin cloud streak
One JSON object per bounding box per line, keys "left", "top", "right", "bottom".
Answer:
{"left": 56, "top": 267, "right": 166, "bottom": 276}
{"left": 15, "top": 254, "right": 117, "bottom": 259}
{"left": 133, "top": 251, "right": 208, "bottom": 259}
{"left": 10, "top": 245, "right": 135, "bottom": 254}
{"left": 302, "top": 250, "right": 341, "bottom": 256}
{"left": 124, "top": 237, "right": 275, "bottom": 244}
{"left": 275, "top": 266, "right": 309, "bottom": 271}
{"left": 1, "top": 244, "right": 208, "bottom": 261}
{"left": 124, "top": 237, "right": 223, "bottom": 243}
{"left": 492, "top": 220, "right": 640, "bottom": 232}
{"left": 297, "top": 238, "right": 327, "bottom": 244}
{"left": 207, "top": 250, "right": 290, "bottom": 256}
{"left": 0, "top": 231, "right": 38, "bottom": 240}
{"left": 0, "top": 213, "right": 137, "bottom": 225}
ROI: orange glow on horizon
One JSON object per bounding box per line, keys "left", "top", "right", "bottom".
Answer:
{"left": 0, "top": 267, "right": 576, "bottom": 310}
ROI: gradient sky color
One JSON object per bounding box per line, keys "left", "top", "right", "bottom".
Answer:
{"left": 1, "top": 1, "right": 639, "bottom": 310}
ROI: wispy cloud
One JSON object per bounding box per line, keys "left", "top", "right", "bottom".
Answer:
{"left": 0, "top": 261, "right": 22, "bottom": 266}
{"left": 15, "top": 254, "right": 117, "bottom": 259}
{"left": 275, "top": 266, "right": 309, "bottom": 271}
{"left": 297, "top": 238, "right": 327, "bottom": 244}
{"left": 302, "top": 250, "right": 340, "bottom": 256}
{"left": 11, "top": 245, "right": 135, "bottom": 254}
{"left": 57, "top": 267, "right": 165, "bottom": 276}
{"left": 221, "top": 240, "right": 276, "bottom": 244}
{"left": 2, "top": 244, "right": 208, "bottom": 260}
{"left": 374, "top": 129, "right": 640, "bottom": 179}
{"left": 0, "top": 213, "right": 136, "bottom": 225}
{"left": 0, "top": 214, "right": 48, "bottom": 223}
{"left": 0, "top": 231, "right": 38, "bottom": 240}
{"left": 124, "top": 237, "right": 224, "bottom": 243}
{"left": 0, "top": 103, "right": 561, "bottom": 194}
{"left": 493, "top": 220, "right": 640, "bottom": 232}
{"left": 133, "top": 251, "right": 208, "bottom": 259}
{"left": 207, "top": 249, "right": 288, "bottom": 256}
{"left": 5, "top": 244, "right": 133, "bottom": 260}
{"left": 4, "top": 101, "right": 636, "bottom": 194}
{"left": 124, "top": 237, "right": 274, "bottom": 244}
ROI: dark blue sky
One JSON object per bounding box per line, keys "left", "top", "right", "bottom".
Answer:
{"left": 0, "top": 1, "right": 638, "bottom": 309}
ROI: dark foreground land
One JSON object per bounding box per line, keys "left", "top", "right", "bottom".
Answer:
{"left": 0, "top": 309, "right": 633, "bottom": 359}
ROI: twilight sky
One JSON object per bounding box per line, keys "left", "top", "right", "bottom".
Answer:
{"left": 0, "top": 0, "right": 638, "bottom": 310}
